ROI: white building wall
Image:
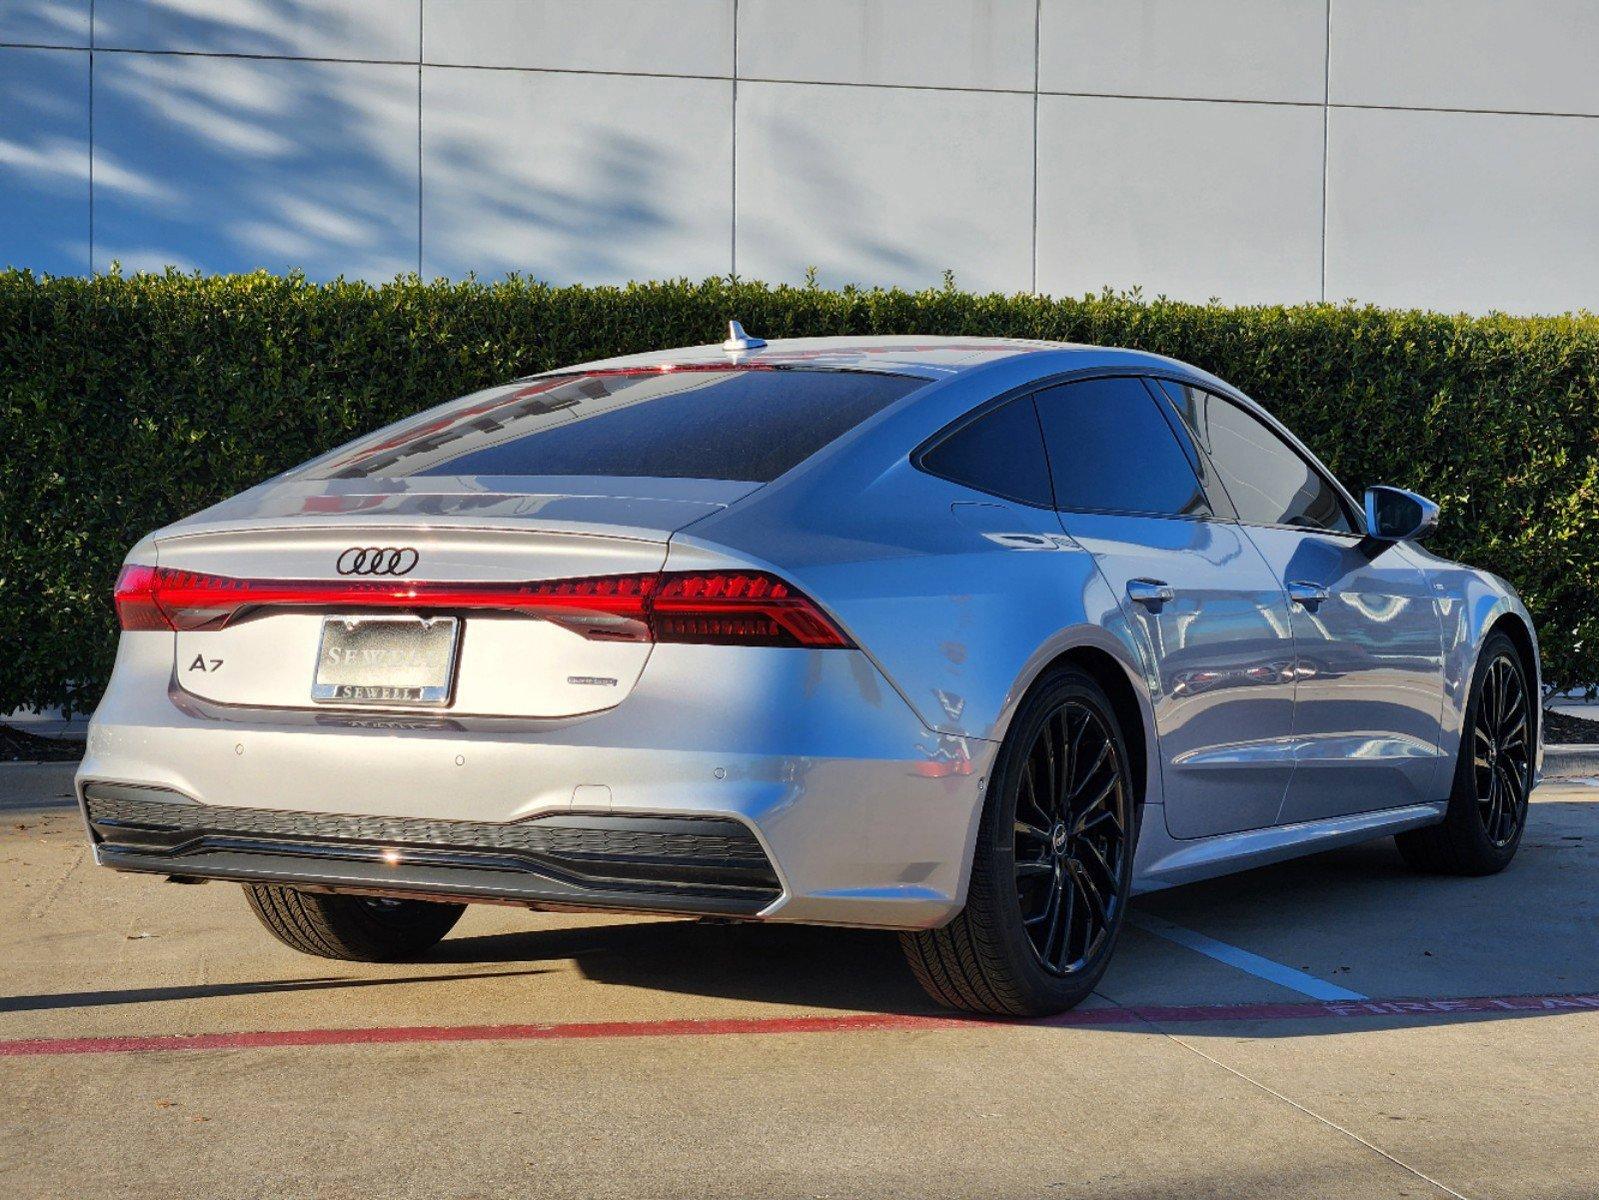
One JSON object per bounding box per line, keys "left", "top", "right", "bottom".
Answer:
{"left": 1, "top": 0, "right": 1595, "bottom": 314}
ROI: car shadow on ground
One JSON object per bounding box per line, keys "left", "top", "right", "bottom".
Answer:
{"left": 429, "top": 919, "right": 946, "bottom": 1016}
{"left": 425, "top": 799, "right": 1597, "bottom": 1028}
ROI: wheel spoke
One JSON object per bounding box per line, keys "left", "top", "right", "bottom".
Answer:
{"left": 1069, "top": 739, "right": 1112, "bottom": 800}
{"left": 1015, "top": 818, "right": 1051, "bottom": 843}
{"left": 1072, "top": 773, "right": 1120, "bottom": 833}
{"left": 1078, "top": 839, "right": 1119, "bottom": 893}
{"left": 1480, "top": 770, "right": 1501, "bottom": 835}
{"left": 1040, "top": 722, "right": 1060, "bottom": 820}
{"left": 1056, "top": 710, "right": 1076, "bottom": 812}
{"left": 1067, "top": 710, "right": 1090, "bottom": 779}
{"left": 1022, "top": 873, "right": 1058, "bottom": 927}
{"left": 1499, "top": 672, "right": 1527, "bottom": 744}
{"left": 1067, "top": 863, "right": 1108, "bottom": 967}
{"left": 1075, "top": 808, "right": 1121, "bottom": 837}
{"left": 1071, "top": 859, "right": 1110, "bottom": 929}
{"left": 1500, "top": 759, "right": 1525, "bottom": 807}
{"left": 1489, "top": 777, "right": 1505, "bottom": 842}
{"left": 1020, "top": 764, "right": 1051, "bottom": 827}
{"left": 1500, "top": 716, "right": 1528, "bottom": 751}
{"left": 1472, "top": 725, "right": 1494, "bottom": 773}
{"left": 1052, "top": 873, "right": 1078, "bottom": 970}
{"left": 1496, "top": 763, "right": 1526, "bottom": 841}
{"left": 1041, "top": 875, "right": 1065, "bottom": 958}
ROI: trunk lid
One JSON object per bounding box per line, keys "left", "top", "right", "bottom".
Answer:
{"left": 154, "top": 477, "right": 751, "bottom": 719}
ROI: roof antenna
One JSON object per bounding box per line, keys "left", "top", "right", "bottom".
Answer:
{"left": 723, "top": 320, "right": 767, "bottom": 352}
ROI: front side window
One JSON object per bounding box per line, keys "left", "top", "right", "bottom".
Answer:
{"left": 1034, "top": 377, "right": 1213, "bottom": 518}
{"left": 309, "top": 368, "right": 925, "bottom": 484}
{"left": 1157, "top": 381, "right": 1355, "bottom": 534}
{"left": 919, "top": 396, "right": 1054, "bottom": 507}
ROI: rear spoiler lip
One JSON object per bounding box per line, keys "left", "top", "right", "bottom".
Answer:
{"left": 151, "top": 476, "right": 763, "bottom": 546}
{"left": 152, "top": 512, "right": 694, "bottom": 545}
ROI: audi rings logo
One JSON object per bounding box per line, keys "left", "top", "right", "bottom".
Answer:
{"left": 336, "top": 546, "right": 419, "bottom": 576}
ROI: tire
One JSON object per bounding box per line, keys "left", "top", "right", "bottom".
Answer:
{"left": 1396, "top": 630, "right": 1533, "bottom": 876}
{"left": 243, "top": 885, "right": 466, "bottom": 961}
{"left": 901, "top": 666, "right": 1137, "bottom": 1016}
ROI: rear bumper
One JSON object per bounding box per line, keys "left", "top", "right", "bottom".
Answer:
{"left": 85, "top": 783, "right": 780, "bottom": 916}
{"left": 79, "top": 633, "right": 998, "bottom": 928}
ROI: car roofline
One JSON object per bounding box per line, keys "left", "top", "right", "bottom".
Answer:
{"left": 536, "top": 336, "right": 1174, "bottom": 382}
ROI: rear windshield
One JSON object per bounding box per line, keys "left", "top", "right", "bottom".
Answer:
{"left": 312, "top": 367, "right": 925, "bottom": 484}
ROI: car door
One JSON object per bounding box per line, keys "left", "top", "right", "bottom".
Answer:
{"left": 1154, "top": 380, "right": 1447, "bottom": 824}
{"left": 1035, "top": 376, "right": 1300, "bottom": 839}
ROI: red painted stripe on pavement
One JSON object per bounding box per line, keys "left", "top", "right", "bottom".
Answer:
{"left": 3, "top": 991, "right": 1596, "bottom": 1058}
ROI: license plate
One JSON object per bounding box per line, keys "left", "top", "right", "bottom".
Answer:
{"left": 312, "top": 616, "right": 460, "bottom": 706}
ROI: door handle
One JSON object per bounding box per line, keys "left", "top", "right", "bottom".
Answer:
{"left": 1287, "top": 581, "right": 1331, "bottom": 610}
{"left": 1127, "top": 579, "right": 1175, "bottom": 611}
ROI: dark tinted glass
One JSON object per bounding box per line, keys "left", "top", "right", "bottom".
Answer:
{"left": 1034, "top": 377, "right": 1212, "bottom": 517}
{"left": 920, "top": 396, "right": 1053, "bottom": 507}
{"left": 1158, "top": 381, "right": 1354, "bottom": 533}
{"left": 316, "top": 368, "right": 924, "bottom": 483}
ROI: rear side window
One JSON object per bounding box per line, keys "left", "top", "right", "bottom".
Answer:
{"left": 1034, "top": 377, "right": 1213, "bottom": 518}
{"left": 919, "top": 396, "right": 1054, "bottom": 507}
{"left": 1157, "top": 381, "right": 1355, "bottom": 533}
{"left": 315, "top": 368, "right": 925, "bottom": 484}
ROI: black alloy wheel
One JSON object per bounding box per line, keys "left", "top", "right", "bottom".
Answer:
{"left": 1012, "top": 699, "right": 1130, "bottom": 976}
{"left": 1396, "top": 631, "right": 1534, "bottom": 876}
{"left": 901, "top": 666, "right": 1137, "bottom": 1016}
{"left": 1472, "top": 651, "right": 1532, "bottom": 848}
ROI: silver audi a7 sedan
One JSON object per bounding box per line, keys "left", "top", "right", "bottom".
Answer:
{"left": 79, "top": 329, "right": 1541, "bottom": 1016}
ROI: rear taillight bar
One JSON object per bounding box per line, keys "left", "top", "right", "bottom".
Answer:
{"left": 114, "top": 564, "right": 853, "bottom": 649}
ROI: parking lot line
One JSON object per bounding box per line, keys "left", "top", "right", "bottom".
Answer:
{"left": 1128, "top": 911, "right": 1368, "bottom": 1001}
{"left": 4, "top": 989, "right": 1595, "bottom": 1057}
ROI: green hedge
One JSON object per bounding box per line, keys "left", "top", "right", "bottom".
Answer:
{"left": 3, "top": 268, "right": 1597, "bottom": 714}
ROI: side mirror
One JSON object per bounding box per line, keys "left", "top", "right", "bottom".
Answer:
{"left": 1364, "top": 486, "right": 1439, "bottom": 542}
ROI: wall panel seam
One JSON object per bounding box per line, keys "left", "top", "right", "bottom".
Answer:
{"left": 1330, "top": 101, "right": 1599, "bottom": 120}
{"left": 1320, "top": 0, "right": 1330, "bottom": 302}
{"left": 730, "top": 0, "right": 738, "bottom": 278}
{"left": 417, "top": 0, "right": 423, "bottom": 277}
{"left": 1040, "top": 90, "right": 1322, "bottom": 108}
{"left": 1030, "top": 0, "right": 1040, "bottom": 294}
{"left": 87, "top": 0, "right": 95, "bottom": 273}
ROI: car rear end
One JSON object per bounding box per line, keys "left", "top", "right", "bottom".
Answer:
{"left": 78, "top": 359, "right": 983, "bottom": 929}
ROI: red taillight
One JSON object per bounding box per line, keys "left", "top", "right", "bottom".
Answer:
{"left": 112, "top": 564, "right": 853, "bottom": 649}
{"left": 114, "top": 564, "right": 169, "bottom": 631}
{"left": 653, "top": 571, "right": 851, "bottom": 648}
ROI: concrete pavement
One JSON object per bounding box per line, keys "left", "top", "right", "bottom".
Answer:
{"left": 2, "top": 766, "right": 1595, "bottom": 1199}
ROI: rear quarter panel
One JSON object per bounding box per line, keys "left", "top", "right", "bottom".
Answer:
{"left": 672, "top": 358, "right": 1165, "bottom": 804}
